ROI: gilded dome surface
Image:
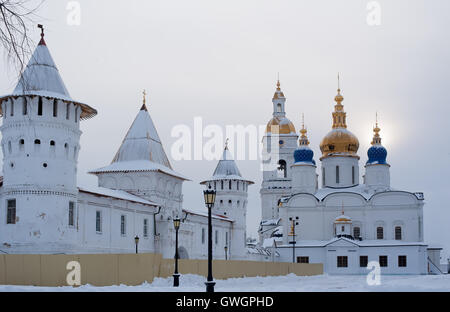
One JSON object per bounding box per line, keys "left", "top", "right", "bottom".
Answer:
{"left": 265, "top": 117, "right": 296, "bottom": 134}
{"left": 320, "top": 128, "right": 359, "bottom": 158}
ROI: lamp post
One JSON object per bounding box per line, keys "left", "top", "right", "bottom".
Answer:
{"left": 224, "top": 245, "right": 228, "bottom": 260}
{"left": 134, "top": 235, "right": 139, "bottom": 254}
{"left": 288, "top": 217, "right": 299, "bottom": 263}
{"left": 173, "top": 216, "right": 181, "bottom": 287}
{"left": 203, "top": 186, "right": 216, "bottom": 293}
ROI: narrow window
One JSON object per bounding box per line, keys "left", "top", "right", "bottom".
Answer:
{"left": 337, "top": 256, "right": 348, "bottom": 268}
{"left": 38, "top": 97, "right": 43, "bottom": 116}
{"left": 379, "top": 255, "right": 388, "bottom": 267}
{"left": 75, "top": 106, "right": 79, "bottom": 123}
{"left": 237, "top": 181, "right": 239, "bottom": 190}
{"left": 64, "top": 143, "right": 69, "bottom": 158}
{"left": 277, "top": 103, "right": 282, "bottom": 112}
{"left": 341, "top": 225, "right": 345, "bottom": 232}
{"left": 143, "top": 219, "right": 148, "bottom": 238}
{"left": 120, "top": 215, "right": 126, "bottom": 236}
{"left": 8, "top": 141, "right": 12, "bottom": 154}
{"left": 96, "top": 210, "right": 102, "bottom": 232}
{"left": 297, "top": 257, "right": 309, "bottom": 264}
{"left": 7, "top": 199, "right": 16, "bottom": 224}
{"left": 66, "top": 103, "right": 70, "bottom": 120}
{"left": 225, "top": 232, "right": 228, "bottom": 246}
{"left": 398, "top": 255, "right": 407, "bottom": 267}
{"left": 278, "top": 160, "right": 287, "bottom": 178}
{"left": 53, "top": 99, "right": 58, "bottom": 117}
{"left": 353, "top": 226, "right": 361, "bottom": 238}
{"left": 322, "top": 167, "right": 325, "bottom": 186}
{"left": 202, "top": 228, "right": 205, "bottom": 244}
{"left": 19, "top": 139, "right": 25, "bottom": 151}
{"left": 377, "top": 227, "right": 384, "bottom": 239}
{"left": 68, "top": 201, "right": 75, "bottom": 227}
{"left": 50, "top": 140, "right": 55, "bottom": 146}
{"left": 215, "top": 230, "right": 218, "bottom": 245}
{"left": 360, "top": 256, "right": 368, "bottom": 267}
{"left": 229, "top": 180, "right": 232, "bottom": 190}
{"left": 22, "top": 97, "right": 27, "bottom": 115}
{"left": 214, "top": 181, "right": 216, "bottom": 190}
{"left": 336, "top": 166, "right": 340, "bottom": 184}
{"left": 221, "top": 180, "right": 224, "bottom": 190}
{"left": 352, "top": 166, "right": 355, "bottom": 184}
{"left": 395, "top": 226, "right": 402, "bottom": 240}
{"left": 10, "top": 100, "right": 14, "bottom": 116}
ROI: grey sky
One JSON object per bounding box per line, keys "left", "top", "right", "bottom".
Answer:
{"left": 1, "top": 0, "right": 449, "bottom": 261}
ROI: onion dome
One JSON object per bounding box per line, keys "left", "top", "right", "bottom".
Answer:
{"left": 319, "top": 87, "right": 359, "bottom": 159}
{"left": 293, "top": 118, "right": 316, "bottom": 165}
{"left": 265, "top": 80, "right": 296, "bottom": 135}
{"left": 367, "top": 118, "right": 388, "bottom": 165}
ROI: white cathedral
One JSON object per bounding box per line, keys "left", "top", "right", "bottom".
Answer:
{"left": 0, "top": 31, "right": 442, "bottom": 275}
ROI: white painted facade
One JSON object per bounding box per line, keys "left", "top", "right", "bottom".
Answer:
{"left": 258, "top": 83, "right": 439, "bottom": 274}
{"left": 0, "top": 33, "right": 248, "bottom": 261}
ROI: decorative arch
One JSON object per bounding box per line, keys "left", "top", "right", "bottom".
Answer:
{"left": 178, "top": 246, "right": 189, "bottom": 259}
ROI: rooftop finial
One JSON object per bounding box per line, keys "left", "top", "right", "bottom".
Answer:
{"left": 140, "top": 90, "right": 148, "bottom": 111}
{"left": 299, "top": 113, "right": 309, "bottom": 146}
{"left": 372, "top": 112, "right": 382, "bottom": 145}
{"left": 337, "top": 72, "right": 340, "bottom": 91}
{"left": 225, "top": 138, "right": 229, "bottom": 150}
{"left": 341, "top": 201, "right": 345, "bottom": 215}
{"left": 37, "top": 24, "right": 46, "bottom": 46}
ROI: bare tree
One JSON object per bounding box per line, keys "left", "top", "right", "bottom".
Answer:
{"left": 0, "top": 0, "right": 44, "bottom": 74}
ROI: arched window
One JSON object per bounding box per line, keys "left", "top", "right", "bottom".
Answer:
{"left": 353, "top": 226, "right": 361, "bottom": 238}
{"left": 336, "top": 166, "right": 340, "bottom": 184}
{"left": 64, "top": 143, "right": 69, "bottom": 157}
{"left": 237, "top": 181, "right": 239, "bottom": 190}
{"left": 34, "top": 139, "right": 41, "bottom": 145}
{"left": 229, "top": 180, "right": 232, "bottom": 190}
{"left": 50, "top": 140, "right": 55, "bottom": 146}
{"left": 278, "top": 160, "right": 287, "bottom": 178}
{"left": 221, "top": 180, "right": 224, "bottom": 190}
{"left": 19, "top": 139, "right": 25, "bottom": 151}
{"left": 277, "top": 103, "right": 282, "bottom": 112}
{"left": 38, "top": 97, "right": 43, "bottom": 116}
{"left": 8, "top": 141, "right": 12, "bottom": 154}
{"left": 395, "top": 226, "right": 402, "bottom": 240}
{"left": 66, "top": 103, "right": 70, "bottom": 120}
{"left": 376, "top": 227, "right": 384, "bottom": 240}
{"left": 10, "top": 100, "right": 14, "bottom": 116}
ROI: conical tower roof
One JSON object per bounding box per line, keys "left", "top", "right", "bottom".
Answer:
{"left": 0, "top": 28, "right": 97, "bottom": 119}
{"left": 90, "top": 100, "right": 188, "bottom": 180}
{"left": 200, "top": 144, "right": 254, "bottom": 184}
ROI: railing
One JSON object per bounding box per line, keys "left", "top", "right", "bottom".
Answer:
{"left": 427, "top": 257, "right": 444, "bottom": 275}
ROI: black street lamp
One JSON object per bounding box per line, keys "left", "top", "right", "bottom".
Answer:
{"left": 203, "top": 186, "right": 216, "bottom": 293}
{"left": 173, "top": 216, "right": 181, "bottom": 287}
{"left": 288, "top": 217, "right": 299, "bottom": 263}
{"left": 224, "top": 245, "right": 228, "bottom": 260}
{"left": 134, "top": 235, "right": 139, "bottom": 254}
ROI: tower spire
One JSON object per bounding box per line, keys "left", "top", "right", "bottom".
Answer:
{"left": 332, "top": 75, "right": 347, "bottom": 129}
{"left": 371, "top": 113, "right": 382, "bottom": 145}
{"left": 37, "top": 24, "right": 46, "bottom": 46}
{"left": 141, "top": 90, "right": 148, "bottom": 111}
{"left": 299, "top": 114, "right": 310, "bottom": 146}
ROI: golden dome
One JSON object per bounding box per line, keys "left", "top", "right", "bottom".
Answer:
{"left": 319, "top": 87, "right": 359, "bottom": 159}
{"left": 266, "top": 117, "right": 296, "bottom": 134}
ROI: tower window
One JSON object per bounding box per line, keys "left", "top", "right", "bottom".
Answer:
{"left": 7, "top": 199, "right": 16, "bottom": 224}
{"left": 34, "top": 139, "right": 41, "bottom": 145}
{"left": 360, "top": 256, "right": 368, "bottom": 267}
{"left": 352, "top": 166, "right": 355, "bottom": 184}
{"left": 68, "top": 201, "right": 75, "bottom": 227}
{"left": 277, "top": 103, "right": 282, "bottom": 112}
{"left": 215, "top": 230, "right": 218, "bottom": 245}
{"left": 22, "top": 98, "right": 27, "bottom": 115}
{"left": 202, "top": 228, "right": 205, "bottom": 244}
{"left": 38, "top": 97, "right": 43, "bottom": 116}
{"left": 75, "top": 106, "right": 79, "bottom": 123}
{"left": 395, "top": 226, "right": 402, "bottom": 240}
{"left": 322, "top": 167, "right": 325, "bottom": 186}
{"left": 353, "top": 226, "right": 361, "bottom": 238}
{"left": 19, "top": 139, "right": 25, "bottom": 145}
{"left": 120, "top": 215, "right": 126, "bottom": 236}
{"left": 221, "top": 180, "right": 224, "bottom": 190}
{"left": 377, "top": 227, "right": 384, "bottom": 239}
{"left": 66, "top": 103, "right": 70, "bottom": 120}
{"left": 379, "top": 255, "right": 388, "bottom": 267}
{"left": 50, "top": 140, "right": 55, "bottom": 146}
{"left": 10, "top": 100, "right": 14, "bottom": 116}
{"left": 53, "top": 99, "right": 58, "bottom": 117}
{"left": 96, "top": 210, "right": 102, "bottom": 233}
{"left": 143, "top": 219, "right": 148, "bottom": 238}
{"left": 278, "top": 160, "right": 287, "bottom": 178}
{"left": 229, "top": 180, "right": 232, "bottom": 190}
{"left": 336, "top": 166, "right": 340, "bottom": 184}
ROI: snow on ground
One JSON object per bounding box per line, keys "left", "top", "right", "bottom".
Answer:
{"left": 1, "top": 274, "right": 450, "bottom": 292}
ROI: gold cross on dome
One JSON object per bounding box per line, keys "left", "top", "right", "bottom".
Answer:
{"left": 143, "top": 90, "right": 147, "bottom": 105}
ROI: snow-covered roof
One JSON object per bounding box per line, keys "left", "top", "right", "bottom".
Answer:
{"left": 276, "top": 237, "right": 428, "bottom": 248}
{"left": 90, "top": 105, "right": 188, "bottom": 181}
{"left": 89, "top": 160, "right": 189, "bottom": 180}
{"left": 183, "top": 208, "right": 234, "bottom": 222}
{"left": 0, "top": 35, "right": 97, "bottom": 120}
{"left": 200, "top": 146, "right": 254, "bottom": 184}
{"left": 78, "top": 186, "right": 158, "bottom": 206}
{"left": 260, "top": 218, "right": 281, "bottom": 226}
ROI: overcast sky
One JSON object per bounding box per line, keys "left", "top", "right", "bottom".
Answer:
{"left": 1, "top": 0, "right": 449, "bottom": 261}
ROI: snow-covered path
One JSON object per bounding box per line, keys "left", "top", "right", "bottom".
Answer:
{"left": 1, "top": 274, "right": 449, "bottom": 292}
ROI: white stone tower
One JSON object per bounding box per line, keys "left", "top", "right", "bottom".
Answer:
{"left": 319, "top": 86, "right": 360, "bottom": 188}
{"left": 364, "top": 118, "right": 390, "bottom": 190}
{"left": 201, "top": 144, "right": 254, "bottom": 259}
{"left": 0, "top": 28, "right": 97, "bottom": 253}
{"left": 260, "top": 80, "right": 298, "bottom": 221}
